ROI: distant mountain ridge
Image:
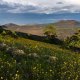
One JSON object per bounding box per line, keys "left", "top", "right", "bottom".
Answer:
{"left": 53, "top": 20, "right": 80, "bottom": 28}
{"left": 1, "top": 20, "right": 80, "bottom": 28}
{"left": 3, "top": 23, "right": 20, "bottom": 27}
{"left": 0, "top": 20, "right": 80, "bottom": 39}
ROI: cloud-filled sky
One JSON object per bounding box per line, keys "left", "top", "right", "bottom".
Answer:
{"left": 0, "top": 0, "right": 80, "bottom": 14}
{"left": 0, "top": 0, "right": 80, "bottom": 24}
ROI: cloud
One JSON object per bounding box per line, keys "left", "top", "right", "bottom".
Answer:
{"left": 0, "top": 0, "right": 80, "bottom": 14}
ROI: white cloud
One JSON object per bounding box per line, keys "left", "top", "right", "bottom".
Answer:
{"left": 65, "top": 0, "right": 80, "bottom": 5}
{"left": 0, "top": 0, "right": 80, "bottom": 14}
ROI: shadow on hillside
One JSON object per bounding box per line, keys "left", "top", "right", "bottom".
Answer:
{"left": 14, "top": 31, "right": 80, "bottom": 53}
{"left": 69, "top": 46, "right": 80, "bottom": 53}
{"left": 15, "top": 31, "right": 63, "bottom": 45}
{"left": 0, "top": 26, "right": 64, "bottom": 45}
{"left": 0, "top": 27, "right": 64, "bottom": 46}
{"left": 0, "top": 27, "right": 80, "bottom": 52}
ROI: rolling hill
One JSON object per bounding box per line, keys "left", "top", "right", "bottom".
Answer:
{"left": 1, "top": 20, "right": 80, "bottom": 39}
{"left": 54, "top": 20, "right": 80, "bottom": 28}
{"left": 0, "top": 26, "right": 80, "bottom": 80}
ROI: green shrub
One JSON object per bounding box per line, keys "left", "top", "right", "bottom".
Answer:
{"left": 43, "top": 25, "right": 57, "bottom": 39}
{"left": 65, "top": 29, "right": 80, "bottom": 48}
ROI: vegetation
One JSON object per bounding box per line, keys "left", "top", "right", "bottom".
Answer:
{"left": 43, "top": 25, "right": 57, "bottom": 39}
{"left": 65, "top": 29, "right": 80, "bottom": 49}
{"left": 0, "top": 28, "right": 80, "bottom": 80}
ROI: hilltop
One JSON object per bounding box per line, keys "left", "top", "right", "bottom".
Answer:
{"left": 54, "top": 20, "right": 80, "bottom": 28}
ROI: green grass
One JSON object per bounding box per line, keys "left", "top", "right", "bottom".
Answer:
{"left": 0, "top": 35, "right": 80, "bottom": 80}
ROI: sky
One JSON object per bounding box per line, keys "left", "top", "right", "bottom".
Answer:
{"left": 0, "top": 0, "right": 80, "bottom": 24}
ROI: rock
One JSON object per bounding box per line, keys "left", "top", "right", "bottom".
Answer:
{"left": 28, "top": 53, "right": 39, "bottom": 58}
{"left": 48, "top": 56, "right": 58, "bottom": 62}
{"left": 14, "top": 49, "right": 25, "bottom": 55}
{"left": 0, "top": 43, "right": 6, "bottom": 47}
{"left": 6, "top": 47, "right": 25, "bottom": 56}
{"left": 0, "top": 42, "right": 7, "bottom": 50}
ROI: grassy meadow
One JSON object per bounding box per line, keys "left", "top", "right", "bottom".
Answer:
{"left": 0, "top": 28, "right": 80, "bottom": 80}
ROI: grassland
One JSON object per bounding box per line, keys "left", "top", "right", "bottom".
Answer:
{"left": 0, "top": 31, "right": 80, "bottom": 80}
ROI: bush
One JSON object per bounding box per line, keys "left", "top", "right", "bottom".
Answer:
{"left": 43, "top": 25, "right": 57, "bottom": 39}
{"left": 65, "top": 30, "right": 80, "bottom": 48}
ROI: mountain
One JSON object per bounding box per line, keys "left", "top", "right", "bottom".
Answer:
{"left": 0, "top": 20, "right": 80, "bottom": 39}
{"left": 2, "top": 20, "right": 80, "bottom": 28}
{"left": 53, "top": 20, "right": 80, "bottom": 28}
{"left": 1, "top": 23, "right": 44, "bottom": 36}
{"left": 3, "top": 23, "right": 20, "bottom": 27}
